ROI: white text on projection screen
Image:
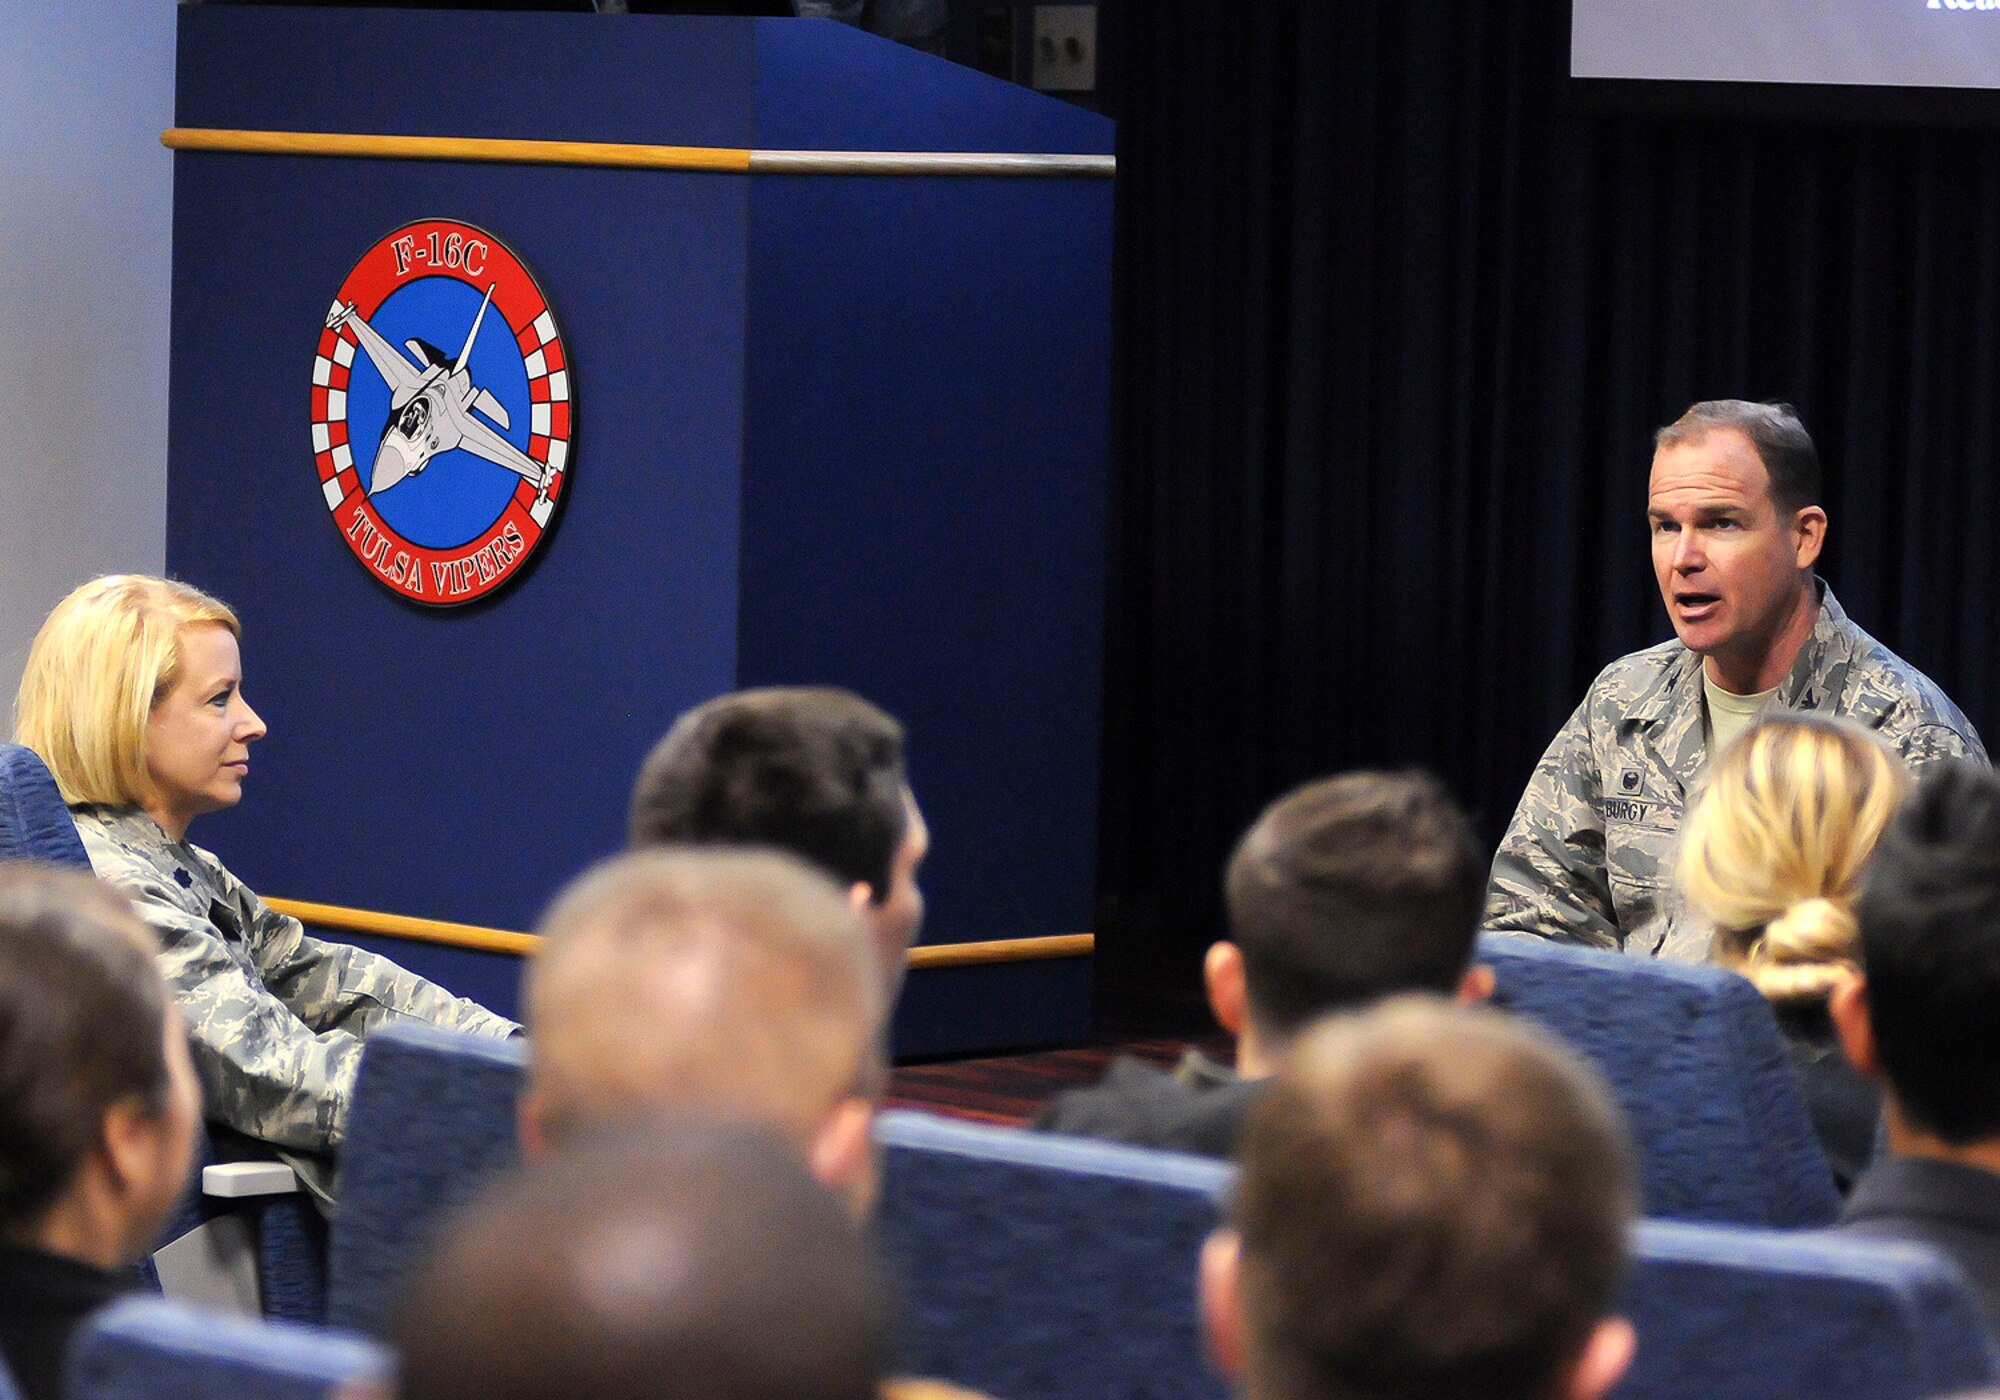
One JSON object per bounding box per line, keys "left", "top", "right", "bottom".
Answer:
{"left": 1573, "top": 0, "right": 2000, "bottom": 89}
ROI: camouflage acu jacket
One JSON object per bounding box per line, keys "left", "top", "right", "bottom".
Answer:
{"left": 1485, "top": 583, "right": 1987, "bottom": 959}
{"left": 73, "top": 806, "right": 519, "bottom": 1164}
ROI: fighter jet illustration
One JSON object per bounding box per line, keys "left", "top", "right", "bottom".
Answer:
{"left": 325, "top": 286, "right": 551, "bottom": 498}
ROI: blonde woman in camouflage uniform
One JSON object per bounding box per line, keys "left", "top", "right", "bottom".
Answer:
{"left": 1679, "top": 714, "right": 1910, "bottom": 1191}
{"left": 15, "top": 575, "right": 517, "bottom": 1201}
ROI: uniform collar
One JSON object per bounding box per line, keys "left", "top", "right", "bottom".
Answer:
{"left": 1619, "top": 577, "right": 1842, "bottom": 802}
{"left": 75, "top": 804, "right": 181, "bottom": 849}
{"left": 73, "top": 806, "right": 212, "bottom": 897}
{"left": 1627, "top": 645, "right": 1703, "bottom": 729}
{"left": 1776, "top": 581, "right": 1872, "bottom": 720}
{"left": 1628, "top": 576, "right": 1842, "bottom": 728}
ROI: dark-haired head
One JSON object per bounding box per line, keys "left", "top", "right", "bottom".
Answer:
{"left": 1220, "top": 771, "right": 1485, "bottom": 1051}
{"left": 628, "top": 687, "right": 926, "bottom": 1000}
{"left": 395, "top": 1114, "right": 887, "bottom": 1400}
{"left": 1852, "top": 761, "right": 2000, "bottom": 1144}
{"left": 630, "top": 688, "right": 906, "bottom": 891}
{"left": 0, "top": 863, "right": 196, "bottom": 1262}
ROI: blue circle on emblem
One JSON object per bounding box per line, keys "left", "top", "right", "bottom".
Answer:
{"left": 342, "top": 276, "right": 535, "bottom": 550}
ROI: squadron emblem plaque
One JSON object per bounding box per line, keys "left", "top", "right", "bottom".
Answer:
{"left": 311, "top": 220, "right": 572, "bottom": 605}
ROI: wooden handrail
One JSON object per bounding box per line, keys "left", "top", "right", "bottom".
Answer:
{"left": 266, "top": 896, "right": 1093, "bottom": 968}
{"left": 161, "top": 128, "right": 1115, "bottom": 177}
{"left": 163, "top": 127, "right": 749, "bottom": 170}
{"left": 266, "top": 898, "right": 539, "bottom": 956}
{"left": 908, "top": 933, "right": 1094, "bottom": 969}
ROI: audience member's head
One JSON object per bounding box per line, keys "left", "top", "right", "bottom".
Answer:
{"left": 1680, "top": 714, "right": 1909, "bottom": 1003}
{"left": 1211, "top": 771, "right": 1489, "bottom": 1075}
{"left": 15, "top": 574, "right": 239, "bottom": 809}
{"left": 521, "top": 848, "right": 884, "bottom": 1211}
{"left": 1203, "top": 997, "right": 1637, "bottom": 1400}
{"left": 0, "top": 864, "right": 198, "bottom": 1267}
{"left": 395, "top": 1115, "right": 885, "bottom": 1400}
{"left": 629, "top": 687, "right": 926, "bottom": 1001}
{"left": 1834, "top": 761, "right": 2000, "bottom": 1148}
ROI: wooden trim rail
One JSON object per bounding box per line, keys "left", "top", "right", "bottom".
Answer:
{"left": 266, "top": 898, "right": 539, "bottom": 957}
{"left": 160, "top": 128, "right": 1115, "bottom": 178}
{"left": 266, "top": 896, "right": 1093, "bottom": 969}
{"left": 906, "top": 933, "right": 1093, "bottom": 970}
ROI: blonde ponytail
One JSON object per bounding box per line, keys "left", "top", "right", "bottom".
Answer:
{"left": 1681, "top": 715, "right": 1909, "bottom": 1005}
{"left": 1738, "top": 896, "right": 1858, "bottom": 1002}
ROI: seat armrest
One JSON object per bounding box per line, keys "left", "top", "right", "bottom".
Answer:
{"left": 202, "top": 1161, "right": 301, "bottom": 1198}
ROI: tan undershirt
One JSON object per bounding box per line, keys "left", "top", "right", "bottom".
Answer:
{"left": 1703, "top": 671, "right": 1779, "bottom": 760}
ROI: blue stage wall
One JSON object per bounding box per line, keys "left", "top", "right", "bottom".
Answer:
{"left": 175, "top": 8, "right": 758, "bottom": 146}
{"left": 169, "top": 147, "right": 750, "bottom": 925}
{"left": 742, "top": 171, "right": 1111, "bottom": 940}
{"left": 168, "top": 10, "right": 1110, "bottom": 1054}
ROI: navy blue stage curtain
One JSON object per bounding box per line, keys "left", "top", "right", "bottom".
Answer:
{"left": 1095, "top": 0, "right": 2000, "bottom": 1028}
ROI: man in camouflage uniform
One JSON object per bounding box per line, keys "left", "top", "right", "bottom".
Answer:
{"left": 75, "top": 806, "right": 517, "bottom": 1201}
{"left": 1486, "top": 401, "right": 1985, "bottom": 959}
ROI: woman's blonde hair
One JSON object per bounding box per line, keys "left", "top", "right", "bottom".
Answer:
{"left": 1679, "top": 713, "right": 1910, "bottom": 1003}
{"left": 14, "top": 575, "right": 239, "bottom": 807}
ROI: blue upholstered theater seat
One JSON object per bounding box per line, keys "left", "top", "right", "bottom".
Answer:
{"left": 325, "top": 1021, "right": 527, "bottom": 1337}
{"left": 882, "top": 1107, "right": 1993, "bottom": 1400}
{"left": 876, "top": 1109, "right": 1233, "bottom": 1400}
{"left": 1480, "top": 933, "right": 1840, "bottom": 1227}
{"left": 0, "top": 744, "right": 89, "bottom": 866}
{"left": 0, "top": 743, "right": 325, "bottom": 1319}
{"left": 1618, "top": 1220, "right": 1998, "bottom": 1400}
{"left": 68, "top": 1296, "right": 388, "bottom": 1400}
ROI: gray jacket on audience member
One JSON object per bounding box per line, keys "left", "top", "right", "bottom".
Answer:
{"left": 1032, "top": 1053, "right": 1264, "bottom": 1160}
{"left": 74, "top": 806, "right": 517, "bottom": 1189}
{"left": 1484, "top": 583, "right": 1985, "bottom": 960}
{"left": 1838, "top": 1154, "right": 2000, "bottom": 1335}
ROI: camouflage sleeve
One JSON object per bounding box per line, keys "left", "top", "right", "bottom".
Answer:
{"left": 233, "top": 881, "right": 521, "bottom": 1043}
{"left": 1482, "top": 699, "right": 1624, "bottom": 951}
{"left": 1895, "top": 721, "right": 1991, "bottom": 772}
{"left": 116, "top": 870, "right": 363, "bottom": 1153}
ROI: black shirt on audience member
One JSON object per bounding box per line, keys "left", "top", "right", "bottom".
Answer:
{"left": 0, "top": 1242, "right": 137, "bottom": 1400}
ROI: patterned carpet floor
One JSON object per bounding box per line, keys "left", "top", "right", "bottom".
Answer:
{"left": 886, "top": 1037, "right": 1231, "bottom": 1127}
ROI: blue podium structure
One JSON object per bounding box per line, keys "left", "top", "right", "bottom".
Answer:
{"left": 165, "top": 8, "right": 1113, "bottom": 1055}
